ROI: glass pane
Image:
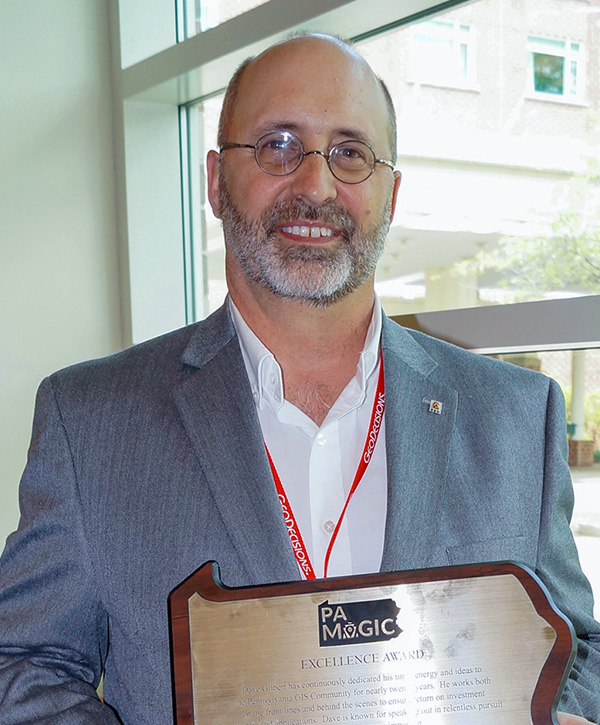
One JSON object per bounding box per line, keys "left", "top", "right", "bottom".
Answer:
{"left": 412, "top": 36, "right": 455, "bottom": 79}
{"left": 356, "top": 0, "right": 599, "bottom": 316}
{"left": 187, "top": 0, "right": 600, "bottom": 321}
{"left": 187, "top": 95, "right": 227, "bottom": 317}
{"left": 184, "top": 0, "right": 269, "bottom": 37}
{"left": 460, "top": 42, "right": 468, "bottom": 78}
{"left": 494, "top": 348, "right": 600, "bottom": 617}
{"left": 411, "top": 19, "right": 470, "bottom": 87}
{"left": 422, "top": 19, "right": 454, "bottom": 33}
{"left": 533, "top": 52, "right": 565, "bottom": 94}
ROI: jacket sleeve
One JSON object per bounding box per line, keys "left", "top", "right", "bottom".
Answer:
{"left": 538, "top": 379, "right": 600, "bottom": 722}
{"left": 0, "top": 377, "right": 121, "bottom": 724}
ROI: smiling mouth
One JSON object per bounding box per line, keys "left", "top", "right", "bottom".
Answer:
{"left": 279, "top": 225, "right": 337, "bottom": 239}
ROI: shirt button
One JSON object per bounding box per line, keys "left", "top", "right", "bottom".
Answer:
{"left": 323, "top": 520, "right": 336, "bottom": 535}
{"left": 252, "top": 389, "right": 259, "bottom": 402}
{"left": 316, "top": 433, "right": 326, "bottom": 446}
{"left": 269, "top": 373, "right": 277, "bottom": 385}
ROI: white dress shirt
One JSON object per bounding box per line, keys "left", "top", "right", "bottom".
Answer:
{"left": 230, "top": 298, "right": 387, "bottom": 578}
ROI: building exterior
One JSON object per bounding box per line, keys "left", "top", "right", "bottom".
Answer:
{"left": 357, "top": 0, "right": 600, "bottom": 315}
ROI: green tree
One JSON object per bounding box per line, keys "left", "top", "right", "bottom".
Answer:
{"left": 456, "top": 160, "right": 600, "bottom": 300}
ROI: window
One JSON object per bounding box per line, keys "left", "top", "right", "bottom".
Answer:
{"left": 410, "top": 19, "right": 475, "bottom": 88}
{"left": 528, "top": 36, "right": 583, "bottom": 100}
{"left": 354, "top": 3, "right": 600, "bottom": 320}
{"left": 181, "top": 0, "right": 600, "bottom": 324}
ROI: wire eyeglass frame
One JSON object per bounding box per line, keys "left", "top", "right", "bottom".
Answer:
{"left": 220, "top": 130, "right": 395, "bottom": 184}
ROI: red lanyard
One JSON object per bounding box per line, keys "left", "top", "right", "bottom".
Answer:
{"left": 265, "top": 360, "right": 385, "bottom": 579}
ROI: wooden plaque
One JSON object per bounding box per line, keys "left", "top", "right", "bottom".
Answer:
{"left": 169, "top": 562, "right": 576, "bottom": 724}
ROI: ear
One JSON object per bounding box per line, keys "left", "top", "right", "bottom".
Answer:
{"left": 388, "top": 170, "right": 402, "bottom": 222}
{"left": 206, "top": 149, "right": 222, "bottom": 218}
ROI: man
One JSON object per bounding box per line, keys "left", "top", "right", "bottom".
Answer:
{"left": 0, "top": 34, "right": 598, "bottom": 724}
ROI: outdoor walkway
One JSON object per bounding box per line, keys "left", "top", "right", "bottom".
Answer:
{"left": 571, "top": 465, "right": 600, "bottom": 619}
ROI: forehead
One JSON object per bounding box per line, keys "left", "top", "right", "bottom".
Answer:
{"left": 227, "top": 38, "right": 391, "bottom": 150}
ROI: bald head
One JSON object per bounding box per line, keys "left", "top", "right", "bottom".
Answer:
{"left": 217, "top": 33, "right": 397, "bottom": 161}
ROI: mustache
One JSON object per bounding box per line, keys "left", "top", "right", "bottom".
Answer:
{"left": 261, "top": 199, "right": 357, "bottom": 239}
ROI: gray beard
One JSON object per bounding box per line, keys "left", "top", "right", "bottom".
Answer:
{"left": 218, "top": 177, "right": 391, "bottom": 308}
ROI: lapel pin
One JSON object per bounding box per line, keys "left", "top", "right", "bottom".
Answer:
{"left": 424, "top": 398, "right": 443, "bottom": 415}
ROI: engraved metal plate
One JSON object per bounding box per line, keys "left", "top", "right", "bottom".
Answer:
{"left": 169, "top": 562, "right": 575, "bottom": 724}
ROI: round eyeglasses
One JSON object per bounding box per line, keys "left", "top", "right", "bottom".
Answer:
{"left": 219, "top": 130, "right": 395, "bottom": 185}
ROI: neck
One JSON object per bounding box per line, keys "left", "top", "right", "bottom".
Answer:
{"left": 229, "top": 274, "right": 376, "bottom": 425}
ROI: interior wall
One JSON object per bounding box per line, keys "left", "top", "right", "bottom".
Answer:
{"left": 0, "top": 1, "right": 123, "bottom": 547}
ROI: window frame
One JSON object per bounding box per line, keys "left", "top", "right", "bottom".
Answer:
{"left": 527, "top": 35, "right": 584, "bottom": 103}
{"left": 409, "top": 18, "right": 477, "bottom": 89}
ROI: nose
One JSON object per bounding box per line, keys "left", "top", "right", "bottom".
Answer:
{"left": 288, "top": 150, "right": 338, "bottom": 205}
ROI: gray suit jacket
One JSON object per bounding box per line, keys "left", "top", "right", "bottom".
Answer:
{"left": 0, "top": 304, "right": 599, "bottom": 723}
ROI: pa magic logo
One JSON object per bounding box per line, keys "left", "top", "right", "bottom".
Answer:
{"left": 318, "top": 598, "right": 402, "bottom": 647}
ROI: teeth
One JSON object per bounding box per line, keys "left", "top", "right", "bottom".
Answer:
{"left": 281, "top": 226, "right": 335, "bottom": 238}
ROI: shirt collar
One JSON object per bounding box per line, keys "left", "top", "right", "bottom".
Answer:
{"left": 229, "top": 296, "right": 382, "bottom": 413}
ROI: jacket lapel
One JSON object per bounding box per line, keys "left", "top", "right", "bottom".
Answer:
{"left": 172, "top": 306, "right": 458, "bottom": 583}
{"left": 380, "top": 318, "right": 458, "bottom": 572}
{"left": 173, "top": 305, "right": 299, "bottom": 585}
